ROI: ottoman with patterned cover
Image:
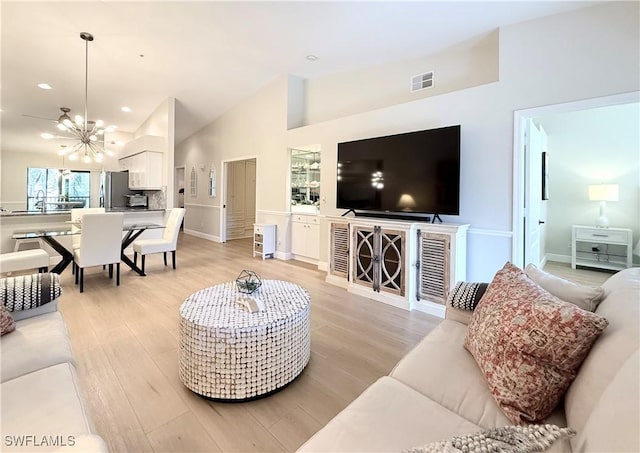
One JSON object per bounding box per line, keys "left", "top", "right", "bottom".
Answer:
{"left": 179, "top": 279, "right": 311, "bottom": 400}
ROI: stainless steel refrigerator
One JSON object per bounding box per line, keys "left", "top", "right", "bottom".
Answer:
{"left": 103, "top": 171, "right": 136, "bottom": 209}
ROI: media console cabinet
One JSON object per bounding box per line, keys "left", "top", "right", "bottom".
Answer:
{"left": 325, "top": 216, "right": 469, "bottom": 318}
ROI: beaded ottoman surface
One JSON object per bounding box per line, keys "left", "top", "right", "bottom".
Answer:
{"left": 179, "top": 279, "right": 311, "bottom": 400}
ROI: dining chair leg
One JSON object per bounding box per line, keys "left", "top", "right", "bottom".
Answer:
{"left": 79, "top": 268, "right": 84, "bottom": 293}
{"left": 141, "top": 255, "right": 145, "bottom": 274}
{"left": 134, "top": 252, "right": 137, "bottom": 267}
{"left": 164, "top": 252, "right": 167, "bottom": 266}
{"left": 109, "top": 264, "right": 113, "bottom": 279}
{"left": 75, "top": 263, "right": 79, "bottom": 285}
{"left": 172, "top": 250, "right": 176, "bottom": 269}
{"left": 116, "top": 263, "right": 120, "bottom": 286}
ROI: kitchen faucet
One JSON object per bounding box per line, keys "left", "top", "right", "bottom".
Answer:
{"left": 35, "top": 189, "right": 46, "bottom": 213}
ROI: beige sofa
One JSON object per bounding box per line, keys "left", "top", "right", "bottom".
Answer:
{"left": 1, "top": 274, "right": 107, "bottom": 452}
{"left": 299, "top": 267, "right": 639, "bottom": 452}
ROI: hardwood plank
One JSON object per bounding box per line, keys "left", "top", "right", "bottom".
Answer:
{"left": 146, "top": 412, "right": 222, "bottom": 452}
{"left": 55, "top": 234, "right": 441, "bottom": 452}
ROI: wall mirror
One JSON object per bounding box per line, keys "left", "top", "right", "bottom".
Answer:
{"left": 209, "top": 164, "right": 216, "bottom": 197}
{"left": 190, "top": 166, "right": 197, "bottom": 197}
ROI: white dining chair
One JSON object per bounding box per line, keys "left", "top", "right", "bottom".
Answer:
{"left": 70, "top": 207, "right": 106, "bottom": 251}
{"left": 73, "top": 212, "right": 124, "bottom": 293}
{"left": 132, "top": 208, "right": 185, "bottom": 274}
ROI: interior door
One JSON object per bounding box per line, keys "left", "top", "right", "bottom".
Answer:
{"left": 524, "top": 119, "right": 544, "bottom": 267}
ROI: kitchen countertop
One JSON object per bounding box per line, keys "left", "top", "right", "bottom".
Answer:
{"left": 1, "top": 208, "right": 166, "bottom": 217}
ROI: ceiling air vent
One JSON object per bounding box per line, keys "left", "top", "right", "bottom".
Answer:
{"left": 410, "top": 71, "right": 434, "bottom": 92}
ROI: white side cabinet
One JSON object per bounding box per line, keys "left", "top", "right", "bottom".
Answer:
{"left": 253, "top": 224, "right": 276, "bottom": 260}
{"left": 326, "top": 216, "right": 468, "bottom": 318}
{"left": 291, "top": 214, "right": 319, "bottom": 261}
{"left": 571, "top": 225, "right": 632, "bottom": 271}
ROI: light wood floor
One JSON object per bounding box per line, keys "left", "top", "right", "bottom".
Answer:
{"left": 542, "top": 260, "right": 613, "bottom": 286}
{"left": 56, "top": 234, "right": 441, "bottom": 453}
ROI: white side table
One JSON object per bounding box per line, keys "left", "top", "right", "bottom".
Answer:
{"left": 253, "top": 224, "right": 276, "bottom": 259}
{"left": 571, "top": 225, "right": 632, "bottom": 271}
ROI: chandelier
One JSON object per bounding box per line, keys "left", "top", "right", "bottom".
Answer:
{"left": 55, "top": 32, "right": 113, "bottom": 163}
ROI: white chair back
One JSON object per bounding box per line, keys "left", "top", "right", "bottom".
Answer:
{"left": 77, "top": 213, "right": 124, "bottom": 268}
{"left": 162, "top": 208, "right": 186, "bottom": 248}
{"left": 71, "top": 207, "right": 105, "bottom": 248}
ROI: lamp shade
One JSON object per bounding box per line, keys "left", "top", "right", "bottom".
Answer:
{"left": 588, "top": 184, "right": 619, "bottom": 202}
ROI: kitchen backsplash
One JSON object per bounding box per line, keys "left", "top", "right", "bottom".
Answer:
{"left": 146, "top": 187, "right": 166, "bottom": 210}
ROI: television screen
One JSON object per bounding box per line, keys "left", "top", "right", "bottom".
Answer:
{"left": 337, "top": 125, "right": 460, "bottom": 216}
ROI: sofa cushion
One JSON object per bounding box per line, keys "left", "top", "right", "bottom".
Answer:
{"left": 464, "top": 262, "right": 609, "bottom": 424}
{"left": 0, "top": 311, "right": 74, "bottom": 382}
{"left": 390, "top": 320, "right": 513, "bottom": 428}
{"left": 524, "top": 264, "right": 604, "bottom": 311}
{"left": 297, "top": 376, "right": 481, "bottom": 452}
{"left": 1, "top": 304, "right": 15, "bottom": 335}
{"left": 1, "top": 362, "right": 95, "bottom": 452}
{"left": 564, "top": 267, "right": 640, "bottom": 445}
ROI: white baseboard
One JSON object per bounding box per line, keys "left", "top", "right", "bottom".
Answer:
{"left": 546, "top": 253, "right": 571, "bottom": 264}
{"left": 184, "top": 229, "right": 220, "bottom": 243}
{"left": 412, "top": 300, "right": 446, "bottom": 319}
{"left": 276, "top": 251, "right": 291, "bottom": 260}
{"left": 318, "top": 261, "right": 329, "bottom": 272}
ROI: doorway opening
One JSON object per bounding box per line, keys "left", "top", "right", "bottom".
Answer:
{"left": 513, "top": 91, "right": 639, "bottom": 272}
{"left": 220, "top": 157, "right": 257, "bottom": 243}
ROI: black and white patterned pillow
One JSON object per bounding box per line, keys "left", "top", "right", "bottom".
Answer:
{"left": 0, "top": 273, "right": 62, "bottom": 312}
{"left": 447, "top": 281, "right": 489, "bottom": 311}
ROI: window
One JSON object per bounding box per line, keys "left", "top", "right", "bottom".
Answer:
{"left": 27, "top": 168, "right": 91, "bottom": 211}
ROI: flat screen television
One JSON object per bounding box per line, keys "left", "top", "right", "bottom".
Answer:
{"left": 337, "top": 125, "right": 460, "bottom": 219}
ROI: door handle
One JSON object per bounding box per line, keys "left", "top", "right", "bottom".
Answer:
{"left": 538, "top": 220, "right": 545, "bottom": 225}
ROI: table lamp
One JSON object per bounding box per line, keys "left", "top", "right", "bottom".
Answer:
{"left": 588, "top": 184, "right": 619, "bottom": 228}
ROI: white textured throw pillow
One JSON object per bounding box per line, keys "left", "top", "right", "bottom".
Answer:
{"left": 403, "top": 424, "right": 575, "bottom": 453}
{"left": 524, "top": 264, "right": 605, "bottom": 312}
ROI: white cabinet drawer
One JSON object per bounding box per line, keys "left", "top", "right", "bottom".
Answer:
{"left": 575, "top": 228, "right": 629, "bottom": 243}
{"left": 292, "top": 214, "right": 319, "bottom": 224}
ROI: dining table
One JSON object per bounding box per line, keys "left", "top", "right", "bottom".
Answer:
{"left": 12, "top": 222, "right": 165, "bottom": 276}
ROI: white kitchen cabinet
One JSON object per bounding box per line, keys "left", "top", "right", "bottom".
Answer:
{"left": 118, "top": 151, "right": 163, "bottom": 190}
{"left": 291, "top": 214, "right": 319, "bottom": 260}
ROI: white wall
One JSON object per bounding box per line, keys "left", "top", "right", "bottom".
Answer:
{"left": 538, "top": 103, "right": 640, "bottom": 264}
{"left": 128, "top": 97, "right": 176, "bottom": 209}
{"left": 175, "top": 2, "right": 639, "bottom": 281}
{"left": 175, "top": 76, "right": 289, "bottom": 246}
{"left": 303, "top": 30, "right": 499, "bottom": 126}
{"left": 288, "top": 2, "right": 640, "bottom": 281}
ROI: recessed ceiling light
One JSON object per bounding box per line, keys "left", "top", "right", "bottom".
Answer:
{"left": 121, "top": 106, "right": 132, "bottom": 112}
{"left": 37, "top": 83, "right": 53, "bottom": 90}
{"left": 306, "top": 55, "right": 319, "bottom": 61}
{"left": 41, "top": 132, "right": 54, "bottom": 139}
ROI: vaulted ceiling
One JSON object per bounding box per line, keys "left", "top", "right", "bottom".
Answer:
{"left": 1, "top": 1, "right": 598, "bottom": 155}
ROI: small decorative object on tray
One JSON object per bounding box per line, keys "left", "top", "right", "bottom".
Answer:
{"left": 236, "top": 270, "right": 262, "bottom": 294}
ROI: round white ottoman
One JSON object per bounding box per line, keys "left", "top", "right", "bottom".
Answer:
{"left": 179, "top": 279, "right": 311, "bottom": 400}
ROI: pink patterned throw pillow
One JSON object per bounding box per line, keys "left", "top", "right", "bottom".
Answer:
{"left": 1, "top": 305, "right": 16, "bottom": 336}
{"left": 464, "top": 262, "right": 609, "bottom": 424}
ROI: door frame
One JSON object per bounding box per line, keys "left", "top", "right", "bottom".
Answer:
{"left": 512, "top": 91, "right": 638, "bottom": 267}
{"left": 219, "top": 155, "right": 258, "bottom": 243}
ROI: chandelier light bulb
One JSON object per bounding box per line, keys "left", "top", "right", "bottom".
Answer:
{"left": 82, "top": 154, "right": 91, "bottom": 163}
{"left": 57, "top": 123, "right": 67, "bottom": 131}
{"left": 63, "top": 118, "right": 73, "bottom": 128}
{"left": 89, "top": 135, "right": 98, "bottom": 141}
{"left": 95, "top": 119, "right": 104, "bottom": 128}
{"left": 69, "top": 154, "right": 78, "bottom": 161}
{"left": 75, "top": 115, "right": 84, "bottom": 126}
